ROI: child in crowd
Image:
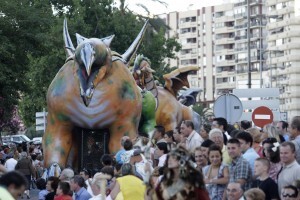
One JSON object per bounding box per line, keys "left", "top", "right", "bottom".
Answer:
{"left": 36, "top": 178, "right": 48, "bottom": 200}
{"left": 54, "top": 182, "right": 72, "bottom": 200}
{"left": 252, "top": 158, "right": 280, "bottom": 200}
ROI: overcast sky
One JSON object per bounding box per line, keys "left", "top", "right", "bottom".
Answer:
{"left": 122, "top": 0, "right": 225, "bottom": 15}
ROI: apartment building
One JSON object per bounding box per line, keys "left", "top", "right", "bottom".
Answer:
{"left": 233, "top": 0, "right": 267, "bottom": 89}
{"left": 162, "top": 1, "right": 299, "bottom": 119}
{"left": 214, "top": 4, "right": 236, "bottom": 96}
{"left": 165, "top": 8, "right": 215, "bottom": 105}
{"left": 266, "top": 0, "right": 300, "bottom": 118}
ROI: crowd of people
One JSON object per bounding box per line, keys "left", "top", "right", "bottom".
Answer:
{"left": 0, "top": 115, "right": 300, "bottom": 200}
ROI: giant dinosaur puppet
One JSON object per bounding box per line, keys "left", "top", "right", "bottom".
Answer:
{"left": 132, "top": 54, "right": 201, "bottom": 132}
{"left": 43, "top": 20, "right": 149, "bottom": 168}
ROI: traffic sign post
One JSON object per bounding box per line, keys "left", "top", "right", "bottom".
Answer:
{"left": 36, "top": 108, "right": 48, "bottom": 132}
{"left": 252, "top": 106, "right": 274, "bottom": 128}
{"left": 213, "top": 94, "right": 243, "bottom": 124}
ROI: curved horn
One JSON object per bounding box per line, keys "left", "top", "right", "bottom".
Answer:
{"left": 76, "top": 33, "right": 87, "bottom": 46}
{"left": 102, "top": 35, "right": 115, "bottom": 47}
{"left": 63, "top": 19, "right": 75, "bottom": 58}
{"left": 122, "top": 20, "right": 149, "bottom": 64}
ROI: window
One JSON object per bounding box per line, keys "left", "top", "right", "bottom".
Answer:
{"left": 187, "top": 38, "right": 197, "bottom": 43}
{"left": 12, "top": 137, "right": 21, "bottom": 142}
{"left": 203, "top": 57, "right": 207, "bottom": 66}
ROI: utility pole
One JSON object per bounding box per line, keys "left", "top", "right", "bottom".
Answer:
{"left": 247, "top": 0, "right": 251, "bottom": 88}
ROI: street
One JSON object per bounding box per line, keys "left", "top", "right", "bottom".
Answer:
{"left": 18, "top": 189, "right": 39, "bottom": 200}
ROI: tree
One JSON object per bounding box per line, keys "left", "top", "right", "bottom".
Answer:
{"left": 0, "top": 0, "right": 57, "bottom": 128}
{"left": 139, "top": 27, "right": 181, "bottom": 84}
{"left": 2, "top": 0, "right": 181, "bottom": 128}
{"left": 192, "top": 103, "right": 214, "bottom": 124}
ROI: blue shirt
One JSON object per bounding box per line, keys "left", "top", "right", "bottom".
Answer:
{"left": 75, "top": 187, "right": 91, "bottom": 200}
{"left": 115, "top": 149, "right": 126, "bottom": 164}
{"left": 38, "top": 189, "right": 48, "bottom": 200}
{"left": 283, "top": 134, "right": 289, "bottom": 141}
{"left": 242, "top": 147, "right": 259, "bottom": 175}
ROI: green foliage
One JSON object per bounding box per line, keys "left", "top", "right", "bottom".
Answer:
{"left": 192, "top": 103, "right": 214, "bottom": 124}
{"left": 0, "top": 0, "right": 55, "bottom": 129}
{"left": 139, "top": 27, "right": 181, "bottom": 84}
{"left": 1, "top": 0, "right": 181, "bottom": 129}
{"left": 25, "top": 126, "right": 43, "bottom": 139}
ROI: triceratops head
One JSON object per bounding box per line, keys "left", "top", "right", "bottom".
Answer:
{"left": 74, "top": 35, "right": 114, "bottom": 106}
{"left": 63, "top": 19, "right": 148, "bottom": 106}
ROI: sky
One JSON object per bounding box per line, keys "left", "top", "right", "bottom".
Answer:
{"left": 123, "top": 0, "right": 226, "bottom": 16}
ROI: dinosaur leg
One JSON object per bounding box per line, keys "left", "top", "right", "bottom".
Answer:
{"left": 156, "top": 110, "right": 178, "bottom": 132}
{"left": 108, "top": 120, "right": 138, "bottom": 154}
{"left": 43, "top": 115, "right": 74, "bottom": 168}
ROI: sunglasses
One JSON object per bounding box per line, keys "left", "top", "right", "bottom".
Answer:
{"left": 282, "top": 193, "right": 297, "bottom": 198}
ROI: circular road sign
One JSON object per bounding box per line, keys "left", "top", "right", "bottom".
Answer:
{"left": 252, "top": 106, "right": 273, "bottom": 128}
{"left": 214, "top": 94, "right": 243, "bottom": 124}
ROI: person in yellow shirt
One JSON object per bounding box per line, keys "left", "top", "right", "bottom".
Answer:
{"left": 109, "top": 163, "right": 146, "bottom": 200}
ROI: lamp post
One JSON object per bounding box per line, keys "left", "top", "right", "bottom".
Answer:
{"left": 247, "top": 0, "right": 251, "bottom": 89}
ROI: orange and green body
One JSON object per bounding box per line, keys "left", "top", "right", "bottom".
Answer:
{"left": 43, "top": 58, "right": 142, "bottom": 168}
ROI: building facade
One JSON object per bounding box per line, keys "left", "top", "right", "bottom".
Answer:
{"left": 265, "top": 0, "right": 300, "bottom": 118}
{"left": 165, "top": 8, "right": 215, "bottom": 106}
{"left": 233, "top": 0, "right": 267, "bottom": 89}
{"left": 214, "top": 3, "right": 236, "bottom": 96}
{"left": 163, "top": 0, "right": 299, "bottom": 120}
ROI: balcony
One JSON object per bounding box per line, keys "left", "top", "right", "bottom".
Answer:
{"left": 235, "top": 47, "right": 247, "bottom": 52}
{"left": 249, "top": 0, "right": 264, "bottom": 5}
{"left": 234, "top": 13, "right": 247, "bottom": 19}
{"left": 215, "top": 37, "right": 235, "bottom": 45}
{"left": 215, "top": 60, "right": 236, "bottom": 66}
{"left": 235, "top": 45, "right": 258, "bottom": 52}
{"left": 215, "top": 48, "right": 235, "bottom": 55}
{"left": 269, "top": 54, "right": 300, "bottom": 64}
{"left": 182, "top": 43, "right": 197, "bottom": 49}
{"left": 179, "top": 53, "right": 198, "bottom": 59}
{"left": 179, "top": 32, "right": 197, "bottom": 38}
{"left": 234, "top": 23, "right": 247, "bottom": 29}
{"left": 250, "top": 21, "right": 267, "bottom": 27}
{"left": 267, "top": 18, "right": 300, "bottom": 30}
{"left": 234, "top": 1, "right": 247, "bottom": 7}
{"left": 267, "top": 30, "right": 300, "bottom": 42}
{"left": 216, "top": 70, "right": 235, "bottom": 77}
{"left": 267, "top": 6, "right": 293, "bottom": 16}
{"left": 179, "top": 21, "right": 198, "bottom": 28}
{"left": 287, "top": 65, "right": 300, "bottom": 74}
{"left": 235, "top": 58, "right": 247, "bottom": 63}
{"left": 214, "top": 16, "right": 235, "bottom": 23}
{"left": 214, "top": 26, "right": 235, "bottom": 34}
{"left": 215, "top": 82, "right": 236, "bottom": 89}
{"left": 235, "top": 35, "right": 247, "bottom": 41}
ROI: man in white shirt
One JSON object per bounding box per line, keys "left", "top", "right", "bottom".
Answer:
{"left": 290, "top": 116, "right": 300, "bottom": 163}
{"left": 180, "top": 120, "right": 203, "bottom": 152}
{"left": 4, "top": 154, "right": 18, "bottom": 172}
{"left": 278, "top": 142, "right": 300, "bottom": 196}
{"left": 130, "top": 149, "right": 153, "bottom": 182}
{"left": 79, "top": 169, "right": 93, "bottom": 197}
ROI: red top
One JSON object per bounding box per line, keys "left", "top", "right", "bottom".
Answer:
{"left": 54, "top": 195, "right": 73, "bottom": 200}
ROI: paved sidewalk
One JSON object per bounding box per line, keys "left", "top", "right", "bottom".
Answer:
{"left": 18, "top": 189, "right": 39, "bottom": 200}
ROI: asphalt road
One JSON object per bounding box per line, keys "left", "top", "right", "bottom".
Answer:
{"left": 18, "top": 189, "right": 39, "bottom": 200}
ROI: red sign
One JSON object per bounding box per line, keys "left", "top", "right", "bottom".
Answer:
{"left": 252, "top": 106, "right": 274, "bottom": 128}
